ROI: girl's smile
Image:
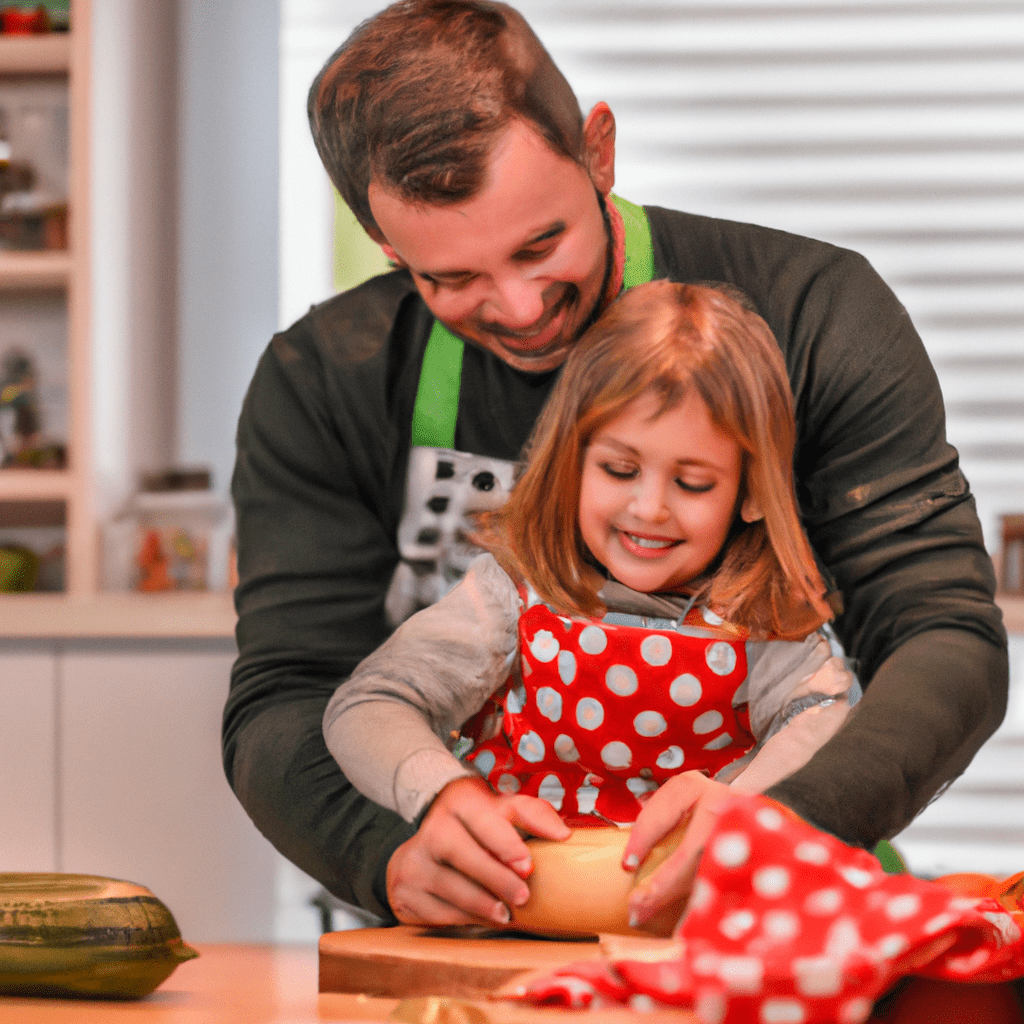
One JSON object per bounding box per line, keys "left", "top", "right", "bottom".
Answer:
{"left": 578, "top": 390, "right": 747, "bottom": 595}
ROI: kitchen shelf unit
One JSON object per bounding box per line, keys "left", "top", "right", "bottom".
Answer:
{"left": 0, "top": 9, "right": 91, "bottom": 596}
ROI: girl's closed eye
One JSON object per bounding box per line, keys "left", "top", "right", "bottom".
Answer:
{"left": 675, "top": 477, "right": 715, "bottom": 494}
{"left": 600, "top": 461, "right": 637, "bottom": 480}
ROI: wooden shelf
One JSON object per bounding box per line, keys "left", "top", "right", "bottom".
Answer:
{"left": 0, "top": 249, "right": 71, "bottom": 288}
{"left": 0, "top": 33, "right": 70, "bottom": 74}
{"left": 0, "top": 591, "right": 237, "bottom": 639}
{"left": 0, "top": 468, "right": 71, "bottom": 501}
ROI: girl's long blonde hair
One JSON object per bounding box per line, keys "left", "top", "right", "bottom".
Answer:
{"left": 476, "top": 280, "right": 832, "bottom": 641}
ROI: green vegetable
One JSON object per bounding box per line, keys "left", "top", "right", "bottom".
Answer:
{"left": 0, "top": 873, "right": 199, "bottom": 999}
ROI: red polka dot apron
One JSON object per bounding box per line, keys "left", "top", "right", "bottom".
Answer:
{"left": 463, "top": 597, "right": 756, "bottom": 826}
{"left": 508, "top": 792, "right": 1024, "bottom": 1024}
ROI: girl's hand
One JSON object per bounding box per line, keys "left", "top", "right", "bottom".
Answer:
{"left": 385, "top": 775, "right": 570, "bottom": 927}
{"left": 623, "top": 770, "right": 733, "bottom": 932}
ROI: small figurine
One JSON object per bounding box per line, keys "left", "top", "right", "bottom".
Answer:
{"left": 136, "top": 530, "right": 173, "bottom": 592}
{"left": 0, "top": 348, "right": 66, "bottom": 468}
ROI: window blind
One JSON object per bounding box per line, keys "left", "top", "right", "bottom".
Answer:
{"left": 509, "top": 0, "right": 1024, "bottom": 553}
{"left": 283, "top": 0, "right": 1024, "bottom": 883}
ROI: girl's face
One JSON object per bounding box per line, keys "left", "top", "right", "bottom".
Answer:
{"left": 578, "top": 389, "right": 744, "bottom": 594}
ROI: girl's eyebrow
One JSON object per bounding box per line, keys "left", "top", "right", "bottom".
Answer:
{"left": 590, "top": 435, "right": 722, "bottom": 470}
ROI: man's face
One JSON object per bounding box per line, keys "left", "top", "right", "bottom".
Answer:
{"left": 368, "top": 120, "right": 612, "bottom": 374}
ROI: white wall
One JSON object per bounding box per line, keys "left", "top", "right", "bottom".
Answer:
{"left": 91, "top": 0, "right": 280, "bottom": 508}
{"left": 176, "top": 0, "right": 280, "bottom": 497}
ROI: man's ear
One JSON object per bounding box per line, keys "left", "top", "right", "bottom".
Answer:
{"left": 363, "top": 225, "right": 405, "bottom": 267}
{"left": 582, "top": 102, "right": 616, "bottom": 196}
{"left": 377, "top": 242, "right": 404, "bottom": 267}
{"left": 741, "top": 495, "right": 764, "bottom": 524}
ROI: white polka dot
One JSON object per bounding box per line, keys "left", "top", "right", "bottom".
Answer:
{"left": 876, "top": 933, "right": 909, "bottom": 959}
{"left": 793, "top": 956, "right": 842, "bottom": 997}
{"left": 760, "top": 998, "right": 806, "bottom": 1023}
{"left": 946, "top": 948, "right": 991, "bottom": 974}
{"left": 535, "top": 687, "right": 563, "bottom": 722}
{"left": 554, "top": 734, "right": 580, "bottom": 762}
{"left": 626, "top": 776, "right": 657, "bottom": 799}
{"left": 529, "top": 630, "right": 559, "bottom": 662}
{"left": 670, "top": 673, "right": 702, "bottom": 707}
{"left": 753, "top": 866, "right": 791, "bottom": 898}
{"left": 578, "top": 624, "right": 607, "bottom": 654}
{"left": 702, "top": 607, "right": 724, "bottom": 626}
{"left": 692, "top": 953, "right": 721, "bottom": 976}
{"left": 923, "top": 912, "right": 957, "bottom": 935}
{"left": 497, "top": 773, "right": 520, "bottom": 794}
{"left": 719, "top": 909, "right": 756, "bottom": 940}
{"left": 693, "top": 710, "right": 724, "bottom": 735}
{"left": 712, "top": 832, "right": 750, "bottom": 868}
{"left": 825, "top": 918, "right": 862, "bottom": 958}
{"left": 576, "top": 697, "right": 605, "bottom": 730}
{"left": 640, "top": 634, "right": 673, "bottom": 666}
{"left": 601, "top": 741, "right": 632, "bottom": 768}
{"left": 756, "top": 807, "right": 784, "bottom": 831}
{"left": 606, "top": 664, "right": 638, "bottom": 696}
{"left": 885, "top": 894, "right": 922, "bottom": 921}
{"left": 537, "top": 774, "right": 564, "bottom": 811}
{"left": 718, "top": 955, "right": 763, "bottom": 993}
{"left": 838, "top": 999, "right": 873, "bottom": 1024}
{"left": 557, "top": 649, "right": 577, "bottom": 684}
{"left": 634, "top": 710, "right": 668, "bottom": 737}
{"left": 982, "top": 909, "right": 1021, "bottom": 944}
{"left": 950, "top": 896, "right": 985, "bottom": 912}
{"left": 576, "top": 780, "right": 599, "bottom": 814}
{"left": 689, "top": 878, "right": 715, "bottom": 913}
{"left": 655, "top": 964, "right": 683, "bottom": 994}
{"left": 506, "top": 682, "right": 526, "bottom": 714}
{"left": 656, "top": 745, "right": 684, "bottom": 769}
{"left": 517, "top": 731, "right": 545, "bottom": 763}
{"left": 804, "top": 888, "right": 843, "bottom": 915}
{"left": 706, "top": 641, "right": 737, "bottom": 676}
{"left": 629, "top": 995, "right": 657, "bottom": 1014}
{"left": 794, "top": 841, "right": 830, "bottom": 865}
{"left": 840, "top": 866, "right": 874, "bottom": 889}
{"left": 695, "top": 993, "right": 726, "bottom": 1024}
{"left": 762, "top": 910, "right": 801, "bottom": 942}
{"left": 703, "top": 732, "right": 733, "bottom": 750}
{"left": 473, "top": 750, "right": 496, "bottom": 776}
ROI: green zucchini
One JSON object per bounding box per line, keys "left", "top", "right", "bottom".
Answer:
{"left": 0, "top": 873, "right": 198, "bottom": 999}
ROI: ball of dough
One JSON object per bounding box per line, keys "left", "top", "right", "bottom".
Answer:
{"left": 510, "top": 823, "right": 688, "bottom": 937}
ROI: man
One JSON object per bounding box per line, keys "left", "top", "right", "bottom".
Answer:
{"left": 224, "top": 0, "right": 1007, "bottom": 928}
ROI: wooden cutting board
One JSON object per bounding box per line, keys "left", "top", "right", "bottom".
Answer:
{"left": 320, "top": 925, "right": 621, "bottom": 998}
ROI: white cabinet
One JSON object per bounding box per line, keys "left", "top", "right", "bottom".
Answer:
{"left": 0, "top": 649, "right": 57, "bottom": 870}
{"left": 0, "top": 641, "right": 286, "bottom": 943}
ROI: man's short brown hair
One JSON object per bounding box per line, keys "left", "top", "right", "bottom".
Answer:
{"left": 308, "top": 0, "right": 585, "bottom": 234}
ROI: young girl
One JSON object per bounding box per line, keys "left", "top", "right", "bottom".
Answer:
{"left": 323, "top": 281, "right": 859, "bottom": 925}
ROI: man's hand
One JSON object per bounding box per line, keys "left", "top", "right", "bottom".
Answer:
{"left": 622, "top": 771, "right": 733, "bottom": 931}
{"left": 386, "top": 775, "right": 571, "bottom": 926}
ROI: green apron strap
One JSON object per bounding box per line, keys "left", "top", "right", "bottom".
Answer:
{"left": 411, "top": 319, "right": 465, "bottom": 449}
{"left": 611, "top": 193, "right": 655, "bottom": 291}
{"left": 411, "top": 195, "right": 655, "bottom": 450}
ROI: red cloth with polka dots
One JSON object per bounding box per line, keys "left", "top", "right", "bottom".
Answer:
{"left": 508, "top": 793, "right": 1024, "bottom": 1024}
{"left": 463, "top": 598, "right": 755, "bottom": 826}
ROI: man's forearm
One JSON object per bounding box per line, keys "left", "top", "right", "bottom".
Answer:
{"left": 765, "top": 627, "right": 1008, "bottom": 847}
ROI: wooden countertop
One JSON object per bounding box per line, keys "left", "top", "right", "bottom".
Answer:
{"left": 0, "top": 942, "right": 690, "bottom": 1024}
{"left": 0, "top": 944, "right": 317, "bottom": 1023}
